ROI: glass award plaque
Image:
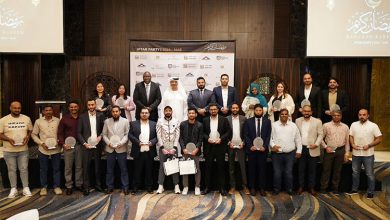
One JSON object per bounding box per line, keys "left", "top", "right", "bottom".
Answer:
{"left": 13, "top": 134, "right": 24, "bottom": 146}
{"left": 209, "top": 131, "right": 220, "bottom": 143}
{"left": 355, "top": 137, "right": 366, "bottom": 150}
{"left": 272, "top": 100, "right": 282, "bottom": 110}
{"left": 96, "top": 98, "right": 104, "bottom": 109}
{"left": 45, "top": 138, "right": 57, "bottom": 149}
{"left": 110, "top": 135, "right": 121, "bottom": 148}
{"left": 185, "top": 142, "right": 197, "bottom": 154}
{"left": 301, "top": 99, "right": 311, "bottom": 108}
{"left": 87, "top": 136, "right": 98, "bottom": 148}
{"left": 117, "top": 97, "right": 125, "bottom": 108}
{"left": 65, "top": 136, "right": 76, "bottom": 149}
{"left": 253, "top": 137, "right": 264, "bottom": 150}
{"left": 275, "top": 138, "right": 283, "bottom": 152}
{"left": 232, "top": 139, "right": 242, "bottom": 149}
{"left": 330, "top": 104, "right": 341, "bottom": 112}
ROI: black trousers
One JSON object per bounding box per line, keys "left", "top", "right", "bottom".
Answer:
{"left": 133, "top": 152, "right": 154, "bottom": 189}
{"left": 298, "top": 146, "right": 319, "bottom": 189}
{"left": 204, "top": 145, "right": 225, "bottom": 189}
{"left": 82, "top": 146, "right": 102, "bottom": 189}
{"left": 247, "top": 152, "right": 267, "bottom": 190}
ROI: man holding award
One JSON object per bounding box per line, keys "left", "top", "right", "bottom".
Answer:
{"left": 270, "top": 108, "right": 302, "bottom": 195}
{"left": 77, "top": 98, "right": 105, "bottom": 195}
{"left": 156, "top": 106, "right": 181, "bottom": 194}
{"left": 31, "top": 105, "right": 62, "bottom": 196}
{"left": 295, "top": 105, "right": 323, "bottom": 196}
{"left": 179, "top": 108, "right": 203, "bottom": 195}
{"left": 58, "top": 100, "right": 82, "bottom": 195}
{"left": 102, "top": 106, "right": 130, "bottom": 195}
{"left": 227, "top": 103, "right": 249, "bottom": 195}
{"left": 0, "top": 101, "right": 33, "bottom": 199}
{"left": 129, "top": 107, "right": 158, "bottom": 194}
{"left": 201, "top": 103, "right": 231, "bottom": 196}
{"left": 244, "top": 104, "right": 272, "bottom": 196}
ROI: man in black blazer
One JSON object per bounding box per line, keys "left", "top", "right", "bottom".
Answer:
{"left": 296, "top": 72, "right": 322, "bottom": 118}
{"left": 201, "top": 103, "right": 232, "bottom": 196}
{"left": 187, "top": 77, "right": 215, "bottom": 122}
{"left": 244, "top": 104, "right": 272, "bottom": 196}
{"left": 226, "top": 104, "right": 249, "bottom": 195}
{"left": 133, "top": 71, "right": 162, "bottom": 122}
{"left": 77, "top": 98, "right": 105, "bottom": 195}
{"left": 212, "top": 74, "right": 238, "bottom": 117}
{"left": 128, "top": 107, "right": 158, "bottom": 194}
{"left": 321, "top": 77, "right": 349, "bottom": 123}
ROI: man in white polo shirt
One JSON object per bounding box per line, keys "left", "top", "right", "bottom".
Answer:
{"left": 348, "top": 109, "right": 382, "bottom": 199}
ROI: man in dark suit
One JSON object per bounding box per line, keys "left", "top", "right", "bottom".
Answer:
{"left": 201, "top": 103, "right": 231, "bottom": 196}
{"left": 187, "top": 77, "right": 214, "bottom": 122}
{"left": 77, "top": 98, "right": 105, "bottom": 195}
{"left": 226, "top": 103, "right": 249, "bottom": 195}
{"left": 133, "top": 71, "right": 162, "bottom": 122}
{"left": 128, "top": 107, "right": 158, "bottom": 194}
{"left": 321, "top": 77, "right": 349, "bottom": 123}
{"left": 296, "top": 72, "right": 322, "bottom": 118}
{"left": 212, "top": 74, "right": 238, "bottom": 117}
{"left": 244, "top": 104, "right": 272, "bottom": 196}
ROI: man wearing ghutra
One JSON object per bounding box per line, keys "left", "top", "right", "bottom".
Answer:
{"left": 160, "top": 77, "right": 188, "bottom": 123}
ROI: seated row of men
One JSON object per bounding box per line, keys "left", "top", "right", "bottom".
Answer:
{"left": 0, "top": 99, "right": 382, "bottom": 199}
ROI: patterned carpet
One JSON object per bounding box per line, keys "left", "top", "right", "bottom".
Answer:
{"left": 1, "top": 162, "right": 390, "bottom": 220}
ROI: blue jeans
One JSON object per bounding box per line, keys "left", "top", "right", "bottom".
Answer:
{"left": 106, "top": 152, "right": 129, "bottom": 190}
{"left": 39, "top": 152, "right": 61, "bottom": 188}
{"left": 3, "top": 151, "right": 29, "bottom": 188}
{"left": 272, "top": 151, "right": 295, "bottom": 192}
{"left": 352, "top": 155, "right": 375, "bottom": 194}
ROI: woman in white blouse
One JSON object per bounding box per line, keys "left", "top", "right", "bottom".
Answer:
{"left": 111, "top": 84, "right": 136, "bottom": 122}
{"left": 161, "top": 78, "right": 188, "bottom": 122}
{"left": 267, "top": 81, "right": 295, "bottom": 122}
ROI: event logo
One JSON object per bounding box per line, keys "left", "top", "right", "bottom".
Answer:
{"left": 216, "top": 56, "right": 228, "bottom": 60}
{"left": 201, "top": 56, "right": 211, "bottom": 60}
{"left": 136, "top": 71, "right": 144, "bottom": 76}
{"left": 0, "top": 7, "right": 24, "bottom": 28}
{"left": 137, "top": 63, "right": 146, "bottom": 67}
{"left": 200, "top": 64, "right": 213, "bottom": 69}
{"left": 168, "top": 64, "right": 179, "bottom": 69}
{"left": 204, "top": 43, "right": 227, "bottom": 51}
{"left": 185, "top": 72, "right": 194, "bottom": 77}
{"left": 183, "top": 64, "right": 198, "bottom": 69}
{"left": 347, "top": 0, "right": 390, "bottom": 34}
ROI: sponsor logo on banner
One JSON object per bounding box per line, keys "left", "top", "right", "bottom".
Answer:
{"left": 156, "top": 55, "right": 160, "bottom": 60}
{"left": 168, "top": 73, "right": 180, "bottom": 78}
{"left": 137, "top": 63, "right": 146, "bottom": 67}
{"left": 204, "top": 43, "right": 227, "bottom": 51}
{"left": 156, "top": 73, "right": 165, "bottom": 77}
{"left": 220, "top": 65, "right": 225, "bottom": 69}
{"left": 135, "top": 55, "right": 148, "bottom": 60}
{"left": 184, "top": 55, "right": 198, "bottom": 60}
{"left": 183, "top": 64, "right": 198, "bottom": 69}
{"left": 168, "top": 64, "right": 179, "bottom": 69}
{"left": 216, "top": 55, "right": 228, "bottom": 60}
{"left": 200, "top": 65, "right": 213, "bottom": 69}
{"left": 185, "top": 72, "right": 194, "bottom": 77}
{"left": 201, "top": 56, "right": 211, "bottom": 60}
{"left": 152, "top": 64, "right": 164, "bottom": 70}
{"left": 136, "top": 71, "right": 144, "bottom": 76}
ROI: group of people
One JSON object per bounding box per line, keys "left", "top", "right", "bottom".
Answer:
{"left": 0, "top": 71, "right": 382, "bottom": 200}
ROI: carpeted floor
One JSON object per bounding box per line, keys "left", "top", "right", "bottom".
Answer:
{"left": 1, "top": 162, "right": 390, "bottom": 220}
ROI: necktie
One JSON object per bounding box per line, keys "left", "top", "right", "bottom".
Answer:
{"left": 256, "top": 118, "right": 261, "bottom": 137}
{"left": 146, "top": 84, "right": 150, "bottom": 102}
{"left": 200, "top": 89, "right": 203, "bottom": 97}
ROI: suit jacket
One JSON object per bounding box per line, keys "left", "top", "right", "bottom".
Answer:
{"left": 320, "top": 89, "right": 349, "bottom": 122}
{"left": 133, "top": 81, "right": 162, "bottom": 121}
{"left": 296, "top": 85, "right": 322, "bottom": 118}
{"left": 77, "top": 111, "right": 105, "bottom": 145}
{"left": 102, "top": 117, "right": 130, "bottom": 153}
{"left": 212, "top": 86, "right": 238, "bottom": 116}
{"left": 295, "top": 116, "right": 323, "bottom": 157}
{"left": 179, "top": 120, "right": 203, "bottom": 156}
{"left": 226, "top": 115, "right": 246, "bottom": 143}
{"left": 244, "top": 117, "right": 272, "bottom": 155}
{"left": 128, "top": 120, "right": 157, "bottom": 158}
{"left": 202, "top": 116, "right": 231, "bottom": 155}
{"left": 187, "top": 88, "right": 214, "bottom": 120}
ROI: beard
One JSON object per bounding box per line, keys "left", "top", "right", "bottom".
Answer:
{"left": 254, "top": 114, "right": 263, "bottom": 118}
{"left": 113, "top": 116, "right": 120, "bottom": 121}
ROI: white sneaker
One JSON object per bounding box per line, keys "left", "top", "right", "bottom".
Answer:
{"left": 195, "top": 187, "right": 201, "bottom": 196}
{"left": 156, "top": 185, "right": 164, "bottom": 194}
{"left": 182, "top": 187, "right": 188, "bottom": 195}
{"left": 8, "top": 188, "right": 18, "bottom": 199}
{"left": 23, "top": 187, "right": 32, "bottom": 197}
{"left": 174, "top": 184, "right": 181, "bottom": 194}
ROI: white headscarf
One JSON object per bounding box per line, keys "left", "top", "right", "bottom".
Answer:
{"left": 164, "top": 77, "right": 187, "bottom": 98}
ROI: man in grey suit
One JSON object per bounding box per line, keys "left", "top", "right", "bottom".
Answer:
{"left": 77, "top": 98, "right": 105, "bottom": 195}
{"left": 226, "top": 103, "right": 249, "bottom": 195}
{"left": 296, "top": 105, "right": 323, "bottom": 196}
{"left": 103, "top": 106, "right": 130, "bottom": 195}
{"left": 133, "top": 71, "right": 162, "bottom": 122}
{"left": 187, "top": 77, "right": 214, "bottom": 122}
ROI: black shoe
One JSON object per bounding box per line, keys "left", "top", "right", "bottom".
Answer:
{"left": 259, "top": 189, "right": 266, "bottom": 197}
{"left": 220, "top": 189, "right": 227, "bottom": 196}
{"left": 95, "top": 186, "right": 103, "bottom": 192}
{"left": 250, "top": 188, "right": 256, "bottom": 196}
{"left": 123, "top": 189, "right": 129, "bottom": 195}
{"left": 75, "top": 186, "right": 83, "bottom": 192}
{"left": 83, "top": 188, "right": 90, "bottom": 196}
{"left": 367, "top": 193, "right": 374, "bottom": 199}
{"left": 272, "top": 190, "right": 279, "bottom": 196}
{"left": 347, "top": 190, "right": 358, "bottom": 195}
{"left": 319, "top": 190, "right": 327, "bottom": 194}
{"left": 105, "top": 188, "right": 114, "bottom": 194}
{"left": 287, "top": 190, "right": 295, "bottom": 196}
{"left": 331, "top": 191, "right": 340, "bottom": 195}
{"left": 65, "top": 188, "right": 73, "bottom": 195}
{"left": 131, "top": 188, "right": 138, "bottom": 195}
{"left": 147, "top": 188, "right": 153, "bottom": 194}
{"left": 201, "top": 188, "right": 211, "bottom": 195}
